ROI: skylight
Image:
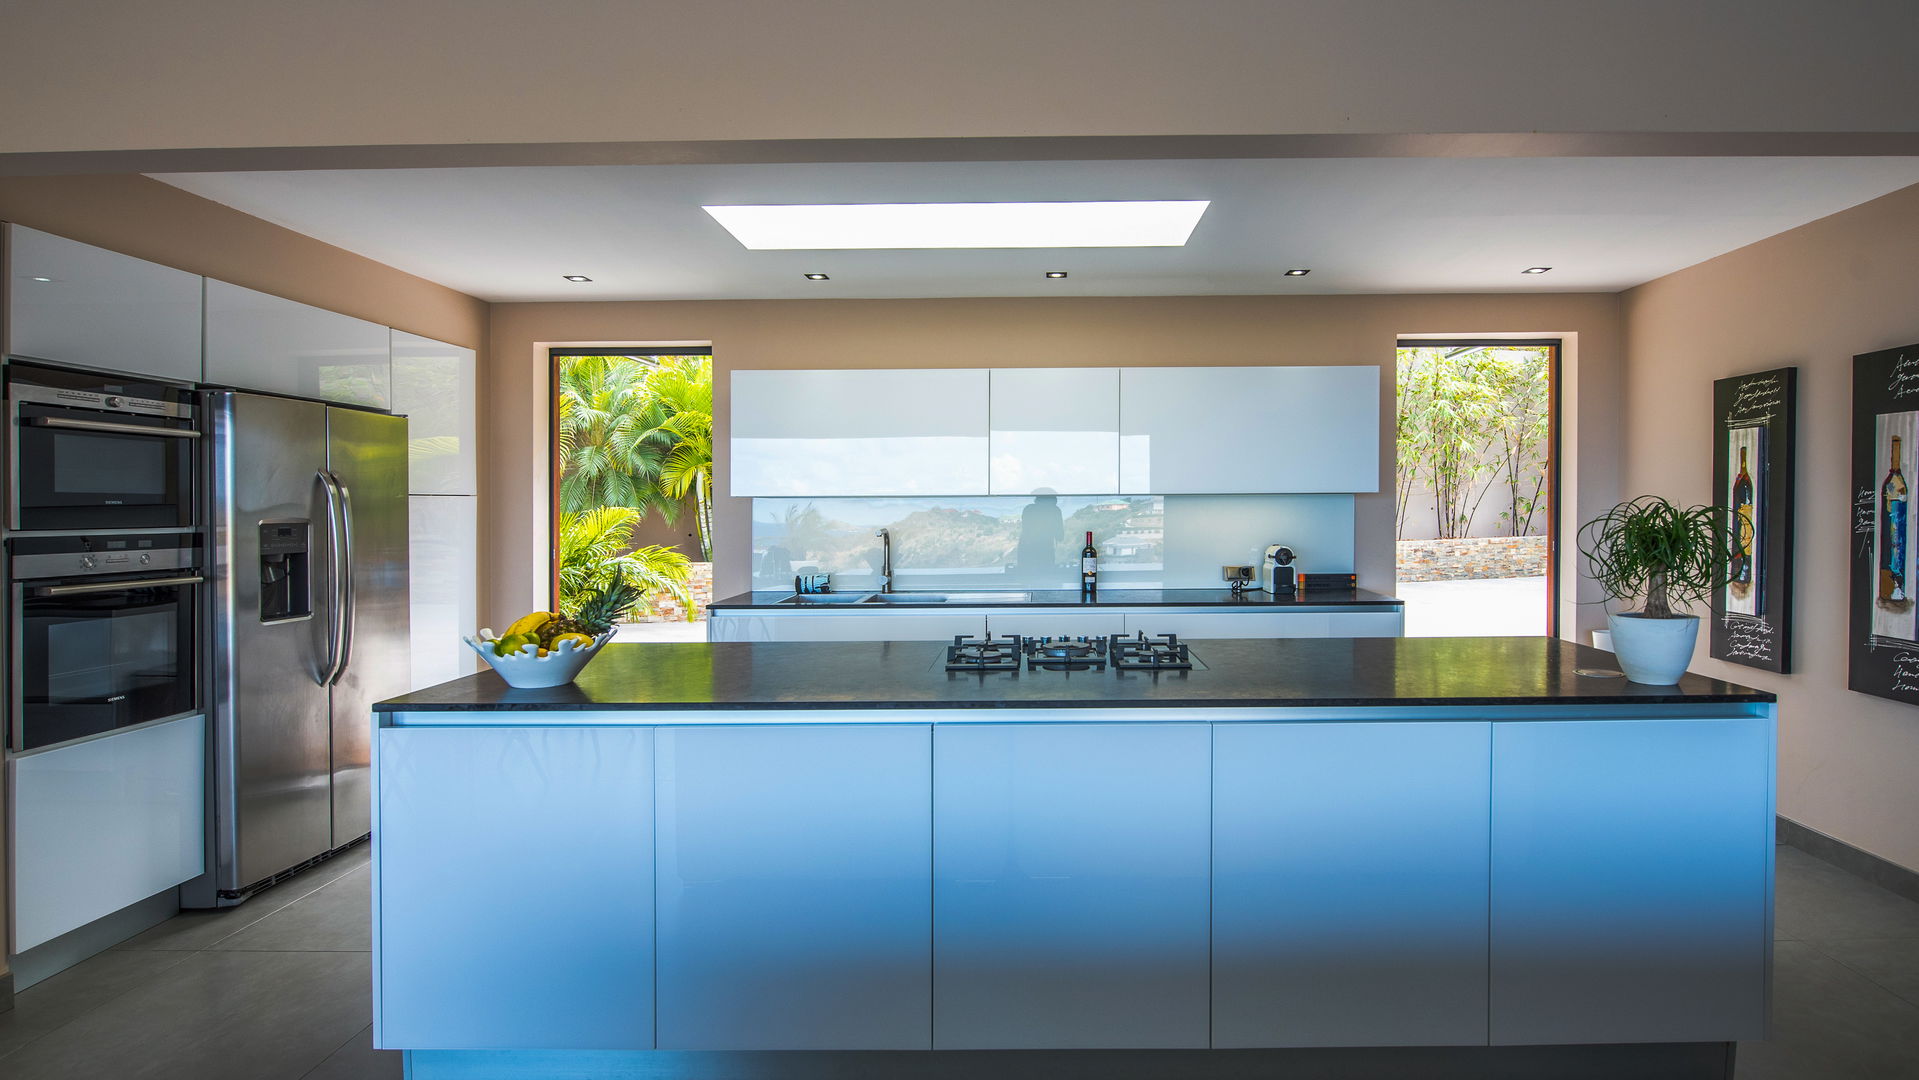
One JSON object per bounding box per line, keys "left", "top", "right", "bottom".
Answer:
{"left": 701, "top": 201, "right": 1210, "bottom": 250}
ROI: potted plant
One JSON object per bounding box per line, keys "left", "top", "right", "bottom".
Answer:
{"left": 1578, "top": 495, "right": 1735, "bottom": 684}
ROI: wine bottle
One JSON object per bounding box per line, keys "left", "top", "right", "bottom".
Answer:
{"left": 1731, "top": 446, "right": 1754, "bottom": 585}
{"left": 1080, "top": 531, "right": 1098, "bottom": 595}
{"left": 1882, "top": 435, "right": 1909, "bottom": 603}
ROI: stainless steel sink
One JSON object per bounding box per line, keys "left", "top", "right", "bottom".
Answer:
{"left": 775, "top": 593, "right": 876, "bottom": 605}
{"left": 860, "top": 592, "right": 1035, "bottom": 604}
{"left": 861, "top": 593, "right": 949, "bottom": 604}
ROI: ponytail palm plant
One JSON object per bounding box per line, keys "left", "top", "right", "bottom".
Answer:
{"left": 1578, "top": 495, "right": 1734, "bottom": 617}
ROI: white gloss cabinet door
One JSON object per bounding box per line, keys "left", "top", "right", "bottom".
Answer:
{"left": 377, "top": 727, "right": 655, "bottom": 1050}
{"left": 11, "top": 715, "right": 206, "bottom": 952}
{"left": 981, "top": 611, "right": 1127, "bottom": 640}
{"left": 934, "top": 724, "right": 1211, "bottom": 1048}
{"left": 408, "top": 495, "right": 478, "bottom": 689}
{"left": 390, "top": 330, "right": 477, "bottom": 495}
{"left": 988, "top": 368, "right": 1120, "bottom": 494}
{"left": 655, "top": 725, "right": 933, "bottom": 1049}
{"left": 1490, "top": 716, "right": 1773, "bottom": 1045}
{"left": 5, "top": 225, "right": 203, "bottom": 383}
{"left": 731, "top": 369, "right": 989, "bottom": 495}
{"left": 1213, "top": 722, "right": 1491, "bottom": 1047}
{"left": 205, "top": 279, "right": 391, "bottom": 407}
{"left": 1119, "top": 366, "right": 1380, "bottom": 493}
{"left": 705, "top": 611, "right": 986, "bottom": 642}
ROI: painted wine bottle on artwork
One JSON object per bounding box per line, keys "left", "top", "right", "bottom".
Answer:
{"left": 1730, "top": 446, "right": 1754, "bottom": 589}
{"left": 1882, "top": 435, "right": 1908, "bottom": 604}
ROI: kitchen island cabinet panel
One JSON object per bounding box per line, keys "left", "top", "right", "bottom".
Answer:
{"left": 933, "top": 724, "right": 1211, "bottom": 1048}
{"left": 376, "top": 726, "right": 655, "bottom": 1049}
{"left": 655, "top": 725, "right": 933, "bottom": 1049}
{"left": 1213, "top": 721, "right": 1491, "bottom": 1047}
{"left": 1118, "top": 366, "right": 1380, "bottom": 494}
{"left": 1490, "top": 716, "right": 1773, "bottom": 1044}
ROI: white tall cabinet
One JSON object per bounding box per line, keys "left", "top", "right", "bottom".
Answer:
{"left": 391, "top": 330, "right": 479, "bottom": 688}
{"left": 204, "top": 280, "right": 391, "bottom": 408}
{"left": 4, "top": 225, "right": 203, "bottom": 383}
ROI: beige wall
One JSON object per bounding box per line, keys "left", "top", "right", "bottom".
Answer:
{"left": 485, "top": 294, "right": 1624, "bottom": 633}
{"left": 0, "top": 175, "right": 485, "bottom": 348}
{"left": 1623, "top": 182, "right": 1919, "bottom": 873}
{"left": 6, "top": 3, "right": 1919, "bottom": 164}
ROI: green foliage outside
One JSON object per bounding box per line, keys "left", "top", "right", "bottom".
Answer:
{"left": 557, "top": 507, "right": 695, "bottom": 621}
{"left": 556, "top": 353, "right": 713, "bottom": 620}
{"left": 1396, "top": 346, "right": 1551, "bottom": 540}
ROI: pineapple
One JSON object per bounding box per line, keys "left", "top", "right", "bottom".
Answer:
{"left": 538, "top": 569, "right": 647, "bottom": 647}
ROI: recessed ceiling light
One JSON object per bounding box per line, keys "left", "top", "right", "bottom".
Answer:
{"left": 701, "top": 201, "right": 1210, "bottom": 250}
{"left": 1522, "top": 266, "right": 1552, "bottom": 275}
{"left": 803, "top": 273, "right": 830, "bottom": 281}
{"left": 1283, "top": 268, "right": 1311, "bottom": 277}
{"left": 27, "top": 276, "right": 54, "bottom": 282}
{"left": 1044, "top": 271, "right": 1069, "bottom": 279}
{"left": 562, "top": 274, "right": 593, "bottom": 282}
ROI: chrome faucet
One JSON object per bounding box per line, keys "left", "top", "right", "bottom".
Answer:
{"left": 876, "top": 528, "right": 893, "bottom": 592}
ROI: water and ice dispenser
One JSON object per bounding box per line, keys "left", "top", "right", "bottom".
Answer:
{"left": 259, "top": 521, "right": 312, "bottom": 622}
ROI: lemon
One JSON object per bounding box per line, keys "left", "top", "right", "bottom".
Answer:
{"left": 551, "top": 632, "right": 594, "bottom": 651}
{"left": 493, "top": 632, "right": 536, "bottom": 657}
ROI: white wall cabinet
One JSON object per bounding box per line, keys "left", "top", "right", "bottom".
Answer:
{"left": 1119, "top": 366, "right": 1380, "bottom": 494}
{"left": 377, "top": 726, "right": 656, "bottom": 1049}
{"left": 5, "top": 225, "right": 203, "bottom": 383}
{"left": 1213, "top": 721, "right": 1491, "bottom": 1047}
{"left": 409, "top": 495, "right": 479, "bottom": 689}
{"left": 390, "top": 330, "right": 477, "bottom": 496}
{"left": 934, "top": 724, "right": 1211, "bottom": 1049}
{"left": 654, "top": 725, "right": 933, "bottom": 1049}
{"left": 988, "top": 367, "right": 1120, "bottom": 494}
{"left": 731, "top": 369, "right": 989, "bottom": 496}
{"left": 205, "top": 280, "right": 391, "bottom": 408}
{"left": 10, "top": 715, "right": 206, "bottom": 952}
{"left": 1489, "top": 716, "right": 1772, "bottom": 1045}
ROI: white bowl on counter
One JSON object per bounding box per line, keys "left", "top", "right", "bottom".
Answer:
{"left": 463, "top": 629, "right": 615, "bottom": 688}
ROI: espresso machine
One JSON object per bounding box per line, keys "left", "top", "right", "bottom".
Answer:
{"left": 1262, "top": 544, "right": 1297, "bottom": 594}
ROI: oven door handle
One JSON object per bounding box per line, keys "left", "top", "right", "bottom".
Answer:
{"left": 33, "top": 574, "right": 205, "bottom": 597}
{"left": 26, "top": 416, "right": 202, "bottom": 439}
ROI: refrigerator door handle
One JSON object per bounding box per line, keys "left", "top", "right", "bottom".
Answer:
{"left": 318, "top": 469, "right": 348, "bottom": 687}
{"left": 334, "top": 474, "right": 357, "bottom": 686}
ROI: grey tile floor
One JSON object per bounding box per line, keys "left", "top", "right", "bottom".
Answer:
{"left": 0, "top": 841, "right": 1915, "bottom": 1078}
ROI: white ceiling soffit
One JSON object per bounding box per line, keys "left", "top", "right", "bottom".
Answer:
{"left": 151, "top": 158, "right": 1919, "bottom": 302}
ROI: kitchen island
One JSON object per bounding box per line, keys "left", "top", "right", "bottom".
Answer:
{"left": 373, "top": 637, "right": 1774, "bottom": 1080}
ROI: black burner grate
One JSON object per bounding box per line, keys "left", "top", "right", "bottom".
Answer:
{"left": 1108, "top": 631, "right": 1194, "bottom": 671}
{"left": 944, "top": 634, "right": 1024, "bottom": 673}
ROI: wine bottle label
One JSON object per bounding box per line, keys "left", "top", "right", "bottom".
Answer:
{"left": 1082, "top": 556, "right": 1097, "bottom": 574}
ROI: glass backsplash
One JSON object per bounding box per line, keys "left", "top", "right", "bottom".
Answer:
{"left": 751, "top": 494, "right": 1355, "bottom": 591}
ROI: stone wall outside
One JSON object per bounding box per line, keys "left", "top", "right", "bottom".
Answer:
{"left": 638, "top": 561, "right": 713, "bottom": 622}
{"left": 1396, "top": 535, "right": 1547, "bottom": 582}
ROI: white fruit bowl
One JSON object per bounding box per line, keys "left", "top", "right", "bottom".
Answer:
{"left": 463, "top": 628, "right": 616, "bottom": 688}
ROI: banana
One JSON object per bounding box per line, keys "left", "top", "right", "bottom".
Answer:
{"left": 503, "top": 610, "right": 558, "bottom": 638}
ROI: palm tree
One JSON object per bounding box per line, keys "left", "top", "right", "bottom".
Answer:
{"left": 557, "top": 507, "right": 696, "bottom": 620}
{"left": 555, "top": 355, "right": 681, "bottom": 523}
{"left": 638, "top": 356, "right": 715, "bottom": 560}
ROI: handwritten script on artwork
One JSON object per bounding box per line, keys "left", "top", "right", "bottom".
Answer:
{"left": 1891, "top": 353, "right": 1919, "bottom": 401}
{"left": 1858, "top": 487, "right": 1879, "bottom": 563}
{"left": 1893, "top": 651, "right": 1919, "bottom": 694}
{"left": 1722, "top": 617, "right": 1776, "bottom": 662}
{"left": 1726, "top": 374, "right": 1784, "bottom": 427}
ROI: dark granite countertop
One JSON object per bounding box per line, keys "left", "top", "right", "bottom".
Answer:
{"left": 376, "top": 637, "right": 1773, "bottom": 713}
{"left": 709, "top": 587, "right": 1404, "bottom": 610}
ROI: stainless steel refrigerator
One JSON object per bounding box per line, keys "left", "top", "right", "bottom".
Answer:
{"left": 191, "top": 391, "right": 409, "bottom": 905}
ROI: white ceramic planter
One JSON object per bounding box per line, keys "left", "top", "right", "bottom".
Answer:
{"left": 464, "top": 629, "right": 615, "bottom": 688}
{"left": 1606, "top": 613, "right": 1699, "bottom": 685}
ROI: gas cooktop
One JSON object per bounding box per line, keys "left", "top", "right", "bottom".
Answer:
{"left": 941, "top": 632, "right": 1204, "bottom": 676}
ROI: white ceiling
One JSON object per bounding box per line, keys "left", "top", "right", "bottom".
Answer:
{"left": 151, "top": 158, "right": 1919, "bottom": 303}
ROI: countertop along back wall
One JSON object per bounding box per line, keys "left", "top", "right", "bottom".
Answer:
{"left": 485, "top": 293, "right": 1625, "bottom": 634}
{"left": 1623, "top": 180, "right": 1919, "bottom": 873}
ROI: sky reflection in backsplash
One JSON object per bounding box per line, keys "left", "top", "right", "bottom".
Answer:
{"left": 751, "top": 494, "right": 1354, "bottom": 590}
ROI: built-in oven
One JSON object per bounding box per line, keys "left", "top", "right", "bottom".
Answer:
{"left": 7, "top": 533, "right": 203, "bottom": 752}
{"left": 6, "top": 361, "right": 200, "bottom": 533}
